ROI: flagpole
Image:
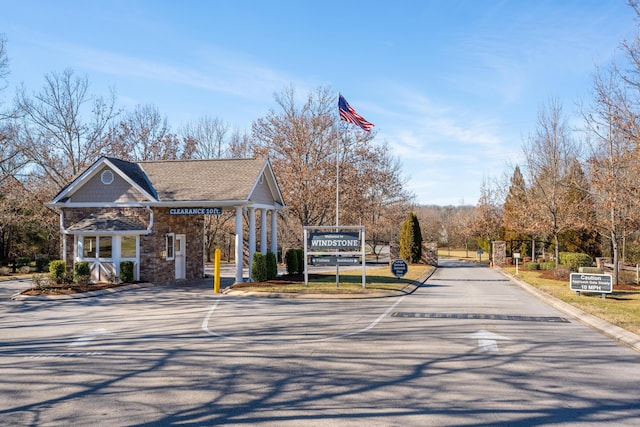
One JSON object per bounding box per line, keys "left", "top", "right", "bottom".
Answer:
{"left": 336, "top": 93, "right": 340, "bottom": 288}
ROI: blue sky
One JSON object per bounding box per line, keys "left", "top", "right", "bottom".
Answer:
{"left": 1, "top": 1, "right": 637, "bottom": 205}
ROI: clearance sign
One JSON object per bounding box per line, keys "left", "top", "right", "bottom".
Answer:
{"left": 308, "top": 232, "right": 360, "bottom": 249}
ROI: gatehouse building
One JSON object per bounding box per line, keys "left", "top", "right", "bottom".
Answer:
{"left": 46, "top": 156, "right": 285, "bottom": 284}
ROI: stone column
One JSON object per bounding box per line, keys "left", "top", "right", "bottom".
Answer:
{"left": 235, "top": 206, "right": 244, "bottom": 284}
{"left": 492, "top": 240, "right": 506, "bottom": 267}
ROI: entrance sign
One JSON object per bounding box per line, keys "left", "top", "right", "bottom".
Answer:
{"left": 168, "top": 207, "right": 222, "bottom": 215}
{"left": 304, "top": 226, "right": 366, "bottom": 288}
{"left": 570, "top": 273, "right": 612, "bottom": 298}
{"left": 391, "top": 259, "right": 408, "bottom": 278}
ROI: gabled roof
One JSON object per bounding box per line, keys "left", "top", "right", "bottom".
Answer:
{"left": 48, "top": 156, "right": 285, "bottom": 209}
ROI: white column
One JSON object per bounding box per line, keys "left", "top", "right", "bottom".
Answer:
{"left": 271, "top": 209, "right": 278, "bottom": 263}
{"left": 235, "top": 206, "right": 244, "bottom": 284}
{"left": 260, "top": 208, "right": 268, "bottom": 254}
{"left": 248, "top": 207, "right": 256, "bottom": 280}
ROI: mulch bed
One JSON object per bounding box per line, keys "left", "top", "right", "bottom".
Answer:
{"left": 22, "top": 282, "right": 133, "bottom": 296}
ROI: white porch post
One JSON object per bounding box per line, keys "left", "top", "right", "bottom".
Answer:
{"left": 260, "top": 208, "right": 268, "bottom": 254}
{"left": 235, "top": 206, "right": 244, "bottom": 284}
{"left": 271, "top": 209, "right": 278, "bottom": 263}
{"left": 248, "top": 207, "right": 256, "bottom": 280}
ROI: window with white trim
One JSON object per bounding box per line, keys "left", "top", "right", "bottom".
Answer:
{"left": 166, "top": 233, "right": 175, "bottom": 260}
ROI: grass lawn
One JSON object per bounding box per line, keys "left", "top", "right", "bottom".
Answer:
{"left": 229, "top": 264, "right": 435, "bottom": 294}
{"left": 502, "top": 266, "right": 640, "bottom": 335}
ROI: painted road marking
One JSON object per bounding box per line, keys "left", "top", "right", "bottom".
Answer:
{"left": 68, "top": 328, "right": 113, "bottom": 347}
{"left": 392, "top": 312, "right": 570, "bottom": 323}
{"left": 468, "top": 329, "right": 511, "bottom": 352}
{"left": 201, "top": 296, "right": 408, "bottom": 344}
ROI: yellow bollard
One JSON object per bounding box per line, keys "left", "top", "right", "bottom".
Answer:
{"left": 214, "top": 248, "right": 221, "bottom": 293}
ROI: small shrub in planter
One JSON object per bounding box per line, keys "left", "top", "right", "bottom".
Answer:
{"left": 120, "top": 261, "right": 134, "bottom": 283}
{"left": 265, "top": 252, "right": 278, "bottom": 280}
{"left": 251, "top": 252, "right": 267, "bottom": 282}
{"left": 525, "top": 262, "right": 540, "bottom": 270}
{"left": 49, "top": 260, "right": 67, "bottom": 284}
{"left": 74, "top": 262, "right": 91, "bottom": 285}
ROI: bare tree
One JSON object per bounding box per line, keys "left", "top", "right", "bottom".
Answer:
{"left": 181, "top": 115, "right": 230, "bottom": 159}
{"left": 106, "top": 104, "right": 192, "bottom": 161}
{"left": 521, "top": 100, "right": 583, "bottom": 265}
{"left": 581, "top": 65, "right": 640, "bottom": 284}
{"left": 14, "top": 69, "right": 119, "bottom": 189}
{"left": 250, "top": 85, "right": 411, "bottom": 249}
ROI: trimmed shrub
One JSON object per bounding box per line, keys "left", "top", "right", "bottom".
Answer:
{"left": 265, "top": 252, "right": 278, "bottom": 280}
{"left": 49, "top": 260, "right": 67, "bottom": 284}
{"left": 525, "top": 262, "right": 540, "bottom": 270}
{"left": 251, "top": 252, "right": 267, "bottom": 282}
{"left": 120, "top": 261, "right": 134, "bottom": 283}
{"left": 35, "top": 257, "right": 50, "bottom": 273}
{"left": 540, "top": 262, "right": 556, "bottom": 270}
{"left": 74, "top": 262, "right": 91, "bottom": 285}
{"left": 285, "top": 249, "right": 298, "bottom": 275}
{"left": 296, "top": 249, "right": 305, "bottom": 274}
{"left": 559, "top": 252, "right": 592, "bottom": 270}
{"left": 16, "top": 257, "right": 32, "bottom": 268}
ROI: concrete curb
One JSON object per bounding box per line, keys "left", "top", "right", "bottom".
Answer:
{"left": 496, "top": 267, "right": 640, "bottom": 353}
{"left": 222, "top": 267, "right": 436, "bottom": 299}
{"left": 11, "top": 282, "right": 155, "bottom": 301}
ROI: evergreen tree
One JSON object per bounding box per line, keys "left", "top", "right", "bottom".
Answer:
{"left": 400, "top": 211, "right": 422, "bottom": 263}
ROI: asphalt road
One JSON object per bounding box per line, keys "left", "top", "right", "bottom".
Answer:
{"left": 1, "top": 259, "right": 639, "bottom": 426}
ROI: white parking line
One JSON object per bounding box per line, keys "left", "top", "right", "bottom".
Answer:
{"left": 201, "top": 295, "right": 408, "bottom": 344}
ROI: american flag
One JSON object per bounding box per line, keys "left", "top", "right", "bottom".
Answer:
{"left": 338, "top": 94, "right": 374, "bottom": 131}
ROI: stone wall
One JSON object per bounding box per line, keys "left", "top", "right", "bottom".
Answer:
{"left": 421, "top": 242, "right": 438, "bottom": 266}
{"left": 140, "top": 208, "right": 204, "bottom": 284}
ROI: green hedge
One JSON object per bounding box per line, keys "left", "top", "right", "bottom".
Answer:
{"left": 295, "top": 249, "right": 305, "bottom": 274}
{"left": 540, "top": 262, "right": 556, "bottom": 270}
{"left": 285, "top": 249, "right": 298, "bottom": 275}
{"left": 120, "top": 261, "right": 134, "bottom": 283}
{"left": 266, "top": 252, "right": 278, "bottom": 280}
{"left": 559, "top": 252, "right": 592, "bottom": 270}
{"left": 252, "top": 252, "right": 267, "bottom": 282}
{"left": 74, "top": 262, "right": 91, "bottom": 284}
{"left": 525, "top": 262, "right": 540, "bottom": 270}
{"left": 49, "top": 260, "right": 67, "bottom": 284}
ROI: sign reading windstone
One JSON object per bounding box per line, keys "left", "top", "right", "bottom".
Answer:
{"left": 308, "top": 232, "right": 360, "bottom": 249}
